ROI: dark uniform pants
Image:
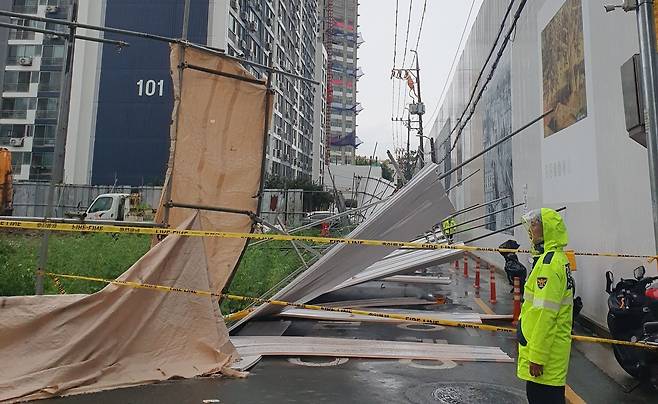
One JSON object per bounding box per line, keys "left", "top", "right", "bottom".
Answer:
{"left": 526, "top": 381, "right": 565, "bottom": 404}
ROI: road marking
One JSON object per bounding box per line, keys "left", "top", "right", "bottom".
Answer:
{"left": 474, "top": 297, "right": 496, "bottom": 315}
{"left": 565, "top": 384, "right": 586, "bottom": 404}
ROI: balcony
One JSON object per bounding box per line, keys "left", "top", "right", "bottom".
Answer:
{"left": 38, "top": 83, "right": 61, "bottom": 92}
{"left": 12, "top": 6, "right": 38, "bottom": 14}
{"left": 9, "top": 30, "right": 36, "bottom": 41}
{"left": 40, "top": 57, "right": 64, "bottom": 67}
{"left": 3, "top": 83, "right": 31, "bottom": 92}
{"left": 36, "top": 110, "right": 58, "bottom": 119}
{"left": 0, "top": 110, "right": 28, "bottom": 119}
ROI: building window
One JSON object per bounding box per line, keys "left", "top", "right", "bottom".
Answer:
{"left": 30, "top": 150, "right": 53, "bottom": 181}
{"left": 41, "top": 44, "right": 65, "bottom": 66}
{"left": 9, "top": 19, "right": 39, "bottom": 40}
{"left": 33, "top": 124, "right": 56, "bottom": 146}
{"left": 11, "top": 151, "right": 31, "bottom": 174}
{"left": 3, "top": 71, "right": 33, "bottom": 92}
{"left": 38, "top": 71, "right": 61, "bottom": 92}
{"left": 12, "top": 0, "right": 38, "bottom": 14}
{"left": 36, "top": 97, "right": 58, "bottom": 119}
{"left": 1, "top": 97, "right": 35, "bottom": 119}
{"left": 6, "top": 44, "right": 41, "bottom": 65}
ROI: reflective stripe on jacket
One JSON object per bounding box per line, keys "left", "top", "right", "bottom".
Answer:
{"left": 517, "top": 208, "right": 574, "bottom": 387}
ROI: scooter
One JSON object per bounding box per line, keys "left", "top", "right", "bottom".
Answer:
{"left": 605, "top": 265, "right": 658, "bottom": 388}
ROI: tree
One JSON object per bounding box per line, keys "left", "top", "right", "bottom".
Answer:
{"left": 397, "top": 150, "right": 417, "bottom": 181}
{"left": 264, "top": 174, "right": 334, "bottom": 211}
{"left": 381, "top": 161, "right": 394, "bottom": 182}
{"left": 354, "top": 155, "right": 375, "bottom": 166}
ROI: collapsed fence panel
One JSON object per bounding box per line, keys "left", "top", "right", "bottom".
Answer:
{"left": 231, "top": 163, "right": 454, "bottom": 329}
{"left": 154, "top": 44, "right": 271, "bottom": 294}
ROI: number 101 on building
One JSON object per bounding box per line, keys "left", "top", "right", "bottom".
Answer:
{"left": 136, "top": 79, "right": 164, "bottom": 97}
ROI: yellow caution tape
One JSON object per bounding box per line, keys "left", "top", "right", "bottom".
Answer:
{"left": 2, "top": 219, "right": 657, "bottom": 262}
{"left": 46, "top": 272, "right": 67, "bottom": 295}
{"left": 39, "top": 270, "right": 658, "bottom": 351}
{"left": 224, "top": 308, "right": 254, "bottom": 321}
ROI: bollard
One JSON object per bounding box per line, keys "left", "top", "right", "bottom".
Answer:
{"left": 463, "top": 255, "right": 469, "bottom": 278}
{"left": 512, "top": 276, "right": 521, "bottom": 324}
{"left": 474, "top": 256, "right": 481, "bottom": 289}
{"left": 489, "top": 264, "right": 497, "bottom": 304}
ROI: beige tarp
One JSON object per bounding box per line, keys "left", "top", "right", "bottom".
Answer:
{"left": 0, "top": 214, "right": 238, "bottom": 402}
{"left": 0, "top": 46, "right": 272, "bottom": 402}
{"left": 155, "top": 45, "right": 271, "bottom": 294}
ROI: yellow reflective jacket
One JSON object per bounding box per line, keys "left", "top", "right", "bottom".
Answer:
{"left": 442, "top": 218, "right": 456, "bottom": 236}
{"left": 517, "top": 208, "right": 574, "bottom": 387}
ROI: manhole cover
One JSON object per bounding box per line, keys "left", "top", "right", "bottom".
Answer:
{"left": 405, "top": 382, "right": 526, "bottom": 404}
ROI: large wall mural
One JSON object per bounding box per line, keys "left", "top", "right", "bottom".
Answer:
{"left": 483, "top": 51, "right": 514, "bottom": 234}
{"left": 541, "top": 0, "right": 587, "bottom": 137}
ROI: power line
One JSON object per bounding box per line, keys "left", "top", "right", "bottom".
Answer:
{"left": 448, "top": 0, "right": 527, "bottom": 153}
{"left": 401, "top": 0, "right": 414, "bottom": 68}
{"left": 426, "top": 0, "right": 478, "bottom": 130}
{"left": 392, "top": 0, "right": 399, "bottom": 68}
{"left": 413, "top": 0, "right": 427, "bottom": 51}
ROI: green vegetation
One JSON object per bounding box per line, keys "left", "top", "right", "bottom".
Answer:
{"left": 0, "top": 230, "right": 324, "bottom": 316}
{"left": 0, "top": 232, "right": 150, "bottom": 296}
{"left": 264, "top": 175, "right": 334, "bottom": 211}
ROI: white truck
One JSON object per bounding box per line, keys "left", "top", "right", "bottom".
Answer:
{"left": 84, "top": 193, "right": 155, "bottom": 222}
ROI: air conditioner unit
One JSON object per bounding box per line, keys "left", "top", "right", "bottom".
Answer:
{"left": 266, "top": 17, "right": 273, "bottom": 27}
{"left": 248, "top": 22, "right": 257, "bottom": 32}
{"left": 240, "top": 11, "right": 249, "bottom": 21}
{"left": 17, "top": 57, "right": 33, "bottom": 66}
{"left": 9, "top": 137, "right": 24, "bottom": 147}
{"left": 45, "top": 5, "right": 59, "bottom": 14}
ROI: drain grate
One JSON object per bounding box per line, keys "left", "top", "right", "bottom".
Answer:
{"left": 406, "top": 382, "right": 526, "bottom": 404}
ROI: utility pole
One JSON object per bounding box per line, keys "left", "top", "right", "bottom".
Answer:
{"left": 182, "top": 0, "right": 191, "bottom": 40}
{"left": 162, "top": 0, "right": 192, "bottom": 227}
{"left": 607, "top": 0, "right": 658, "bottom": 253}
{"left": 635, "top": 0, "right": 658, "bottom": 254}
{"left": 35, "top": 1, "right": 78, "bottom": 294}
{"left": 410, "top": 50, "right": 425, "bottom": 166}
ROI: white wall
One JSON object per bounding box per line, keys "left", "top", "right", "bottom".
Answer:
{"left": 207, "top": 0, "right": 229, "bottom": 49}
{"left": 63, "top": 0, "right": 105, "bottom": 184}
{"left": 428, "top": 0, "right": 655, "bottom": 328}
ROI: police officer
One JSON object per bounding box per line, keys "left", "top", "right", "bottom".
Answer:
{"left": 441, "top": 217, "right": 457, "bottom": 243}
{"left": 517, "top": 208, "right": 574, "bottom": 404}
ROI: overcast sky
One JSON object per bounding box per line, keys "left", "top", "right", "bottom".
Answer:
{"left": 356, "top": 0, "right": 484, "bottom": 160}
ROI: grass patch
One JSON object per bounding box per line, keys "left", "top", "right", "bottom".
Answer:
{"left": 0, "top": 230, "right": 322, "bottom": 306}
{"left": 0, "top": 231, "right": 150, "bottom": 296}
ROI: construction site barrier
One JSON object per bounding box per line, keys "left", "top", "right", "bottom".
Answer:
{"left": 489, "top": 263, "right": 497, "bottom": 304}
{"left": 2, "top": 219, "right": 657, "bottom": 263}
{"left": 474, "top": 256, "right": 481, "bottom": 290}
{"left": 35, "top": 270, "right": 658, "bottom": 351}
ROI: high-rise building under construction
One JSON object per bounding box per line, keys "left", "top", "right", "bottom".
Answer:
{"left": 322, "top": 0, "right": 362, "bottom": 165}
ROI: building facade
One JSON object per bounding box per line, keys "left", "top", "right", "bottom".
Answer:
{"left": 324, "top": 0, "right": 361, "bottom": 165}
{"left": 0, "top": 0, "right": 326, "bottom": 185}
{"left": 427, "top": 0, "right": 656, "bottom": 328}
{"left": 311, "top": 37, "right": 326, "bottom": 184}
{"left": 0, "top": 0, "right": 74, "bottom": 182}
{"left": 223, "top": 0, "right": 323, "bottom": 181}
